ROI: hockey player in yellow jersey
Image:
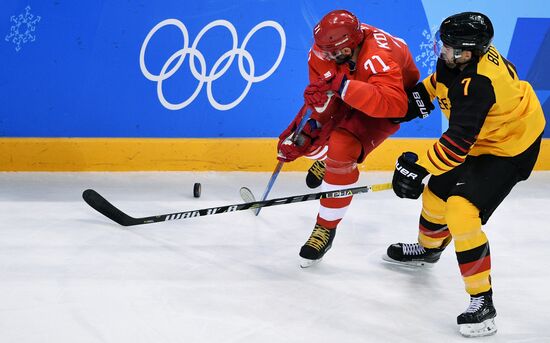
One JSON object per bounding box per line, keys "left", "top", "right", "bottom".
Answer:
{"left": 383, "top": 12, "right": 545, "bottom": 337}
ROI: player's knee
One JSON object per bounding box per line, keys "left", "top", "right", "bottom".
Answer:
{"left": 421, "top": 187, "right": 447, "bottom": 222}
{"left": 446, "top": 196, "right": 481, "bottom": 237}
{"left": 325, "top": 129, "right": 361, "bottom": 175}
{"left": 325, "top": 157, "right": 357, "bottom": 174}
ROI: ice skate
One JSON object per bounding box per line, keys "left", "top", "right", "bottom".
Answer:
{"left": 306, "top": 160, "right": 325, "bottom": 189}
{"left": 299, "top": 224, "right": 335, "bottom": 268}
{"left": 382, "top": 242, "right": 445, "bottom": 267}
{"left": 457, "top": 292, "right": 497, "bottom": 337}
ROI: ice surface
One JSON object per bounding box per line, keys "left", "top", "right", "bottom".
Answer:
{"left": 1, "top": 171, "right": 549, "bottom": 343}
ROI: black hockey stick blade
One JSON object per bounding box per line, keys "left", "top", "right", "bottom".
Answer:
{"left": 83, "top": 189, "right": 142, "bottom": 226}
{"left": 82, "top": 183, "right": 392, "bottom": 227}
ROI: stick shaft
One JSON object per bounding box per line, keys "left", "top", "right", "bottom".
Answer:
{"left": 254, "top": 161, "right": 283, "bottom": 216}
{"left": 256, "top": 105, "right": 312, "bottom": 216}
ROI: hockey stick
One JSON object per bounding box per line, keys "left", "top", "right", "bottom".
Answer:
{"left": 254, "top": 104, "right": 312, "bottom": 216}
{"left": 253, "top": 161, "right": 284, "bottom": 216}
{"left": 82, "top": 182, "right": 392, "bottom": 227}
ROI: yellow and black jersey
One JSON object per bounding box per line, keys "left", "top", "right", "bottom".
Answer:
{"left": 418, "top": 45, "right": 546, "bottom": 175}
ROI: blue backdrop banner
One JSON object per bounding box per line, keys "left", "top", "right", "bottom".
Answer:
{"left": 2, "top": 0, "right": 549, "bottom": 138}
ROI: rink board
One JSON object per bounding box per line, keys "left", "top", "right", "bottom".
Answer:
{"left": 1, "top": 138, "right": 549, "bottom": 171}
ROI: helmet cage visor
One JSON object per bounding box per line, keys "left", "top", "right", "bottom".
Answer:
{"left": 434, "top": 30, "right": 464, "bottom": 61}
{"left": 312, "top": 43, "right": 345, "bottom": 61}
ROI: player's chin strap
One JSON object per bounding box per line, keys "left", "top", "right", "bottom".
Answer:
{"left": 347, "top": 44, "right": 362, "bottom": 73}
{"left": 347, "top": 59, "right": 356, "bottom": 73}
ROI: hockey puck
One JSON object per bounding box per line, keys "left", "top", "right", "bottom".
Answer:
{"left": 193, "top": 183, "right": 201, "bottom": 198}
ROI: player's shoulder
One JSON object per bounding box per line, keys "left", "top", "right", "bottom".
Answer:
{"left": 360, "top": 24, "right": 406, "bottom": 58}
{"left": 357, "top": 34, "right": 402, "bottom": 72}
{"left": 475, "top": 45, "right": 509, "bottom": 81}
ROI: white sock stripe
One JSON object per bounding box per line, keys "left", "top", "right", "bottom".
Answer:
{"left": 318, "top": 205, "right": 349, "bottom": 221}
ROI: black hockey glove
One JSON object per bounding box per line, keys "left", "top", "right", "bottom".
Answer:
{"left": 392, "top": 152, "right": 429, "bottom": 199}
{"left": 391, "top": 83, "right": 435, "bottom": 124}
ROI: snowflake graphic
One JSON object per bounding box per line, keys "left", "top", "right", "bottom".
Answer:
{"left": 415, "top": 26, "right": 439, "bottom": 75}
{"left": 5, "top": 6, "right": 41, "bottom": 52}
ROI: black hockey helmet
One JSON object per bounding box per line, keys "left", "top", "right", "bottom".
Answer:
{"left": 439, "top": 12, "right": 494, "bottom": 55}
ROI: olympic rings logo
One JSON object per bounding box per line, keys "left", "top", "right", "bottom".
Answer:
{"left": 139, "top": 19, "right": 286, "bottom": 111}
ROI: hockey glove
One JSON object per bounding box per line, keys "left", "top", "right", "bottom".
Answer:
{"left": 277, "top": 118, "right": 321, "bottom": 162}
{"left": 392, "top": 152, "right": 429, "bottom": 199}
{"left": 391, "top": 82, "right": 435, "bottom": 124}
{"left": 304, "top": 72, "right": 347, "bottom": 108}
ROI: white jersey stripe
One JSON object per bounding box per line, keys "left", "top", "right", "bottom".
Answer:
{"left": 305, "top": 145, "right": 328, "bottom": 160}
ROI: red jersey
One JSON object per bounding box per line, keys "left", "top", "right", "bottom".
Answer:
{"left": 308, "top": 24, "right": 420, "bottom": 118}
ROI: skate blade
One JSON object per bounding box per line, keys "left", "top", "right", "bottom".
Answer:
{"left": 459, "top": 318, "right": 497, "bottom": 337}
{"left": 381, "top": 254, "right": 436, "bottom": 268}
{"left": 300, "top": 258, "right": 322, "bottom": 268}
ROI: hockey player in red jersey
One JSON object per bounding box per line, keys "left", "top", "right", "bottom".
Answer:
{"left": 277, "top": 9, "right": 420, "bottom": 267}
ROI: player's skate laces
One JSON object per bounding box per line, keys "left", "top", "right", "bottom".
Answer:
{"left": 457, "top": 292, "right": 497, "bottom": 337}
{"left": 306, "top": 160, "right": 326, "bottom": 189}
{"left": 383, "top": 242, "right": 444, "bottom": 266}
{"left": 299, "top": 224, "right": 335, "bottom": 268}
{"left": 402, "top": 243, "right": 426, "bottom": 255}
